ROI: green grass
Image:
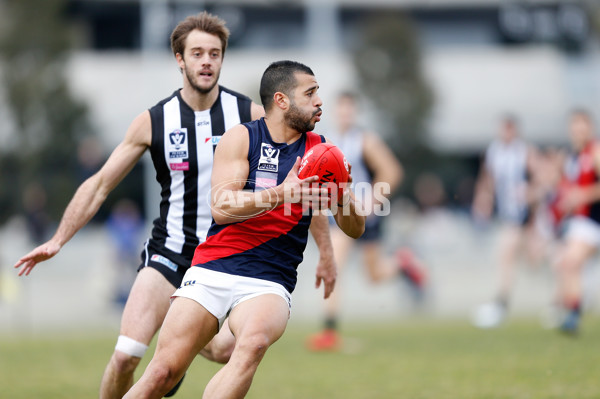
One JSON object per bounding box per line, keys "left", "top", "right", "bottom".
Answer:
{"left": 1, "top": 318, "right": 599, "bottom": 398}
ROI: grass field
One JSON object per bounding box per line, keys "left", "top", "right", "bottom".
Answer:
{"left": 1, "top": 318, "right": 599, "bottom": 399}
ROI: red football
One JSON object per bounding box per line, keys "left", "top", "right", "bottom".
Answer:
{"left": 298, "top": 142, "right": 349, "bottom": 204}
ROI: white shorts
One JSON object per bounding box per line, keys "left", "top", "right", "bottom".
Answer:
{"left": 172, "top": 267, "right": 292, "bottom": 328}
{"left": 565, "top": 216, "right": 600, "bottom": 248}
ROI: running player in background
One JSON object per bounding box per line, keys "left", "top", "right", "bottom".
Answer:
{"left": 306, "top": 92, "right": 428, "bottom": 352}
{"left": 553, "top": 109, "right": 600, "bottom": 335}
{"left": 471, "top": 114, "right": 545, "bottom": 328}
{"left": 124, "top": 60, "right": 365, "bottom": 399}
{"left": 13, "top": 13, "right": 335, "bottom": 398}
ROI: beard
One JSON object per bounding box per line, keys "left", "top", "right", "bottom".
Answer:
{"left": 185, "top": 65, "right": 220, "bottom": 94}
{"left": 285, "top": 101, "right": 320, "bottom": 133}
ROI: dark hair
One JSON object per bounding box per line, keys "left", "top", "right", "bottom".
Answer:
{"left": 501, "top": 113, "right": 518, "bottom": 127}
{"left": 170, "top": 12, "right": 230, "bottom": 58}
{"left": 259, "top": 60, "right": 314, "bottom": 110}
{"left": 337, "top": 91, "right": 358, "bottom": 103}
{"left": 571, "top": 108, "right": 591, "bottom": 120}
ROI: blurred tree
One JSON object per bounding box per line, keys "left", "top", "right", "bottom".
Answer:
{"left": 0, "top": 0, "right": 96, "bottom": 226}
{"left": 352, "top": 12, "right": 436, "bottom": 198}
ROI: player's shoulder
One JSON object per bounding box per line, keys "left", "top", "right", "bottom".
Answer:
{"left": 218, "top": 85, "right": 253, "bottom": 102}
{"left": 149, "top": 89, "right": 181, "bottom": 111}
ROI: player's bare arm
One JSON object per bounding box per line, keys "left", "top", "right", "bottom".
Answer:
{"left": 310, "top": 213, "right": 337, "bottom": 299}
{"left": 14, "top": 111, "right": 151, "bottom": 276}
{"left": 472, "top": 160, "right": 494, "bottom": 220}
{"left": 211, "top": 125, "right": 322, "bottom": 224}
{"left": 362, "top": 132, "right": 403, "bottom": 195}
{"left": 322, "top": 138, "right": 365, "bottom": 238}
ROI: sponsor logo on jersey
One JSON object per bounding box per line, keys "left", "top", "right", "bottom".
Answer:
{"left": 182, "top": 280, "right": 196, "bottom": 287}
{"left": 151, "top": 254, "right": 178, "bottom": 272}
{"left": 197, "top": 120, "right": 210, "bottom": 127}
{"left": 169, "top": 162, "right": 189, "bottom": 171}
{"left": 168, "top": 128, "right": 189, "bottom": 160}
{"left": 258, "top": 143, "right": 280, "bottom": 172}
{"left": 205, "top": 136, "right": 222, "bottom": 146}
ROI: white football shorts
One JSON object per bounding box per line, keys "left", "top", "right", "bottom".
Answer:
{"left": 565, "top": 215, "right": 600, "bottom": 248}
{"left": 172, "top": 267, "right": 292, "bottom": 328}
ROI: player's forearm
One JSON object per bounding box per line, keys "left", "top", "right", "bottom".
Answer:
{"left": 310, "top": 213, "right": 334, "bottom": 259}
{"left": 334, "top": 194, "right": 365, "bottom": 239}
{"left": 583, "top": 184, "right": 600, "bottom": 205}
{"left": 51, "top": 175, "right": 110, "bottom": 247}
{"left": 212, "top": 188, "right": 281, "bottom": 225}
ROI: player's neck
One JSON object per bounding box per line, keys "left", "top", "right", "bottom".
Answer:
{"left": 264, "top": 115, "right": 303, "bottom": 145}
{"left": 179, "top": 85, "right": 219, "bottom": 112}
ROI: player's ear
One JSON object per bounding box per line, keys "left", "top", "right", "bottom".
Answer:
{"left": 273, "top": 92, "right": 289, "bottom": 111}
{"left": 175, "top": 53, "right": 185, "bottom": 70}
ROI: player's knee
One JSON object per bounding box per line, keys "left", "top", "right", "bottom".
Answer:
{"left": 558, "top": 257, "right": 580, "bottom": 274}
{"left": 236, "top": 333, "right": 271, "bottom": 361}
{"left": 146, "top": 364, "right": 178, "bottom": 391}
{"left": 211, "top": 342, "right": 235, "bottom": 364}
{"left": 111, "top": 350, "right": 141, "bottom": 376}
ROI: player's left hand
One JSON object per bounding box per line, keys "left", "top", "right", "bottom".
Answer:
{"left": 315, "top": 252, "right": 337, "bottom": 299}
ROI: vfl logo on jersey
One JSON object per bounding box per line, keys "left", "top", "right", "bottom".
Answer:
{"left": 205, "top": 136, "right": 222, "bottom": 146}
{"left": 258, "top": 143, "right": 280, "bottom": 172}
{"left": 168, "top": 128, "right": 189, "bottom": 159}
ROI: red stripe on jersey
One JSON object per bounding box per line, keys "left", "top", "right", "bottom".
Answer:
{"left": 192, "top": 131, "right": 323, "bottom": 265}
{"left": 574, "top": 142, "right": 598, "bottom": 217}
{"left": 192, "top": 203, "right": 304, "bottom": 264}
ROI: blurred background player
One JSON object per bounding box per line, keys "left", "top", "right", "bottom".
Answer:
{"left": 471, "top": 114, "right": 546, "bottom": 329}
{"left": 307, "top": 91, "right": 427, "bottom": 351}
{"left": 553, "top": 109, "right": 600, "bottom": 335}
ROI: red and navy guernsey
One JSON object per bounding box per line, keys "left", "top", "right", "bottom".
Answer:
{"left": 191, "top": 118, "right": 325, "bottom": 293}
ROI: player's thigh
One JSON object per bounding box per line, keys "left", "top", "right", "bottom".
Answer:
{"left": 228, "top": 294, "right": 289, "bottom": 344}
{"left": 120, "top": 267, "right": 176, "bottom": 343}
{"left": 153, "top": 296, "right": 219, "bottom": 369}
{"left": 498, "top": 223, "right": 523, "bottom": 254}
{"left": 561, "top": 239, "right": 597, "bottom": 270}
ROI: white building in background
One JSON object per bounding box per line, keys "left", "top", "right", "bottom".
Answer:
{"left": 62, "top": 0, "right": 600, "bottom": 154}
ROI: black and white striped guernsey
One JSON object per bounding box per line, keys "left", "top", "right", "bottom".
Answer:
{"left": 146, "top": 86, "right": 253, "bottom": 267}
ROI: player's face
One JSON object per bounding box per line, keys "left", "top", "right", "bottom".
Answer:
{"left": 285, "top": 73, "right": 322, "bottom": 133}
{"left": 499, "top": 121, "right": 517, "bottom": 143}
{"left": 569, "top": 113, "right": 593, "bottom": 151}
{"left": 178, "top": 30, "right": 223, "bottom": 94}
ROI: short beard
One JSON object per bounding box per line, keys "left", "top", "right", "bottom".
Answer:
{"left": 185, "top": 65, "right": 220, "bottom": 95}
{"left": 285, "top": 101, "right": 318, "bottom": 133}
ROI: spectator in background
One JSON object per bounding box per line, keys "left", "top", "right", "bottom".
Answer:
{"left": 106, "top": 199, "right": 145, "bottom": 307}
{"left": 306, "top": 92, "right": 427, "bottom": 352}
{"left": 22, "top": 182, "right": 51, "bottom": 245}
{"left": 471, "top": 114, "right": 544, "bottom": 329}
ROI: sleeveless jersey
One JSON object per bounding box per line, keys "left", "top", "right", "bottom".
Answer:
{"left": 146, "top": 86, "right": 253, "bottom": 267}
{"left": 562, "top": 142, "right": 600, "bottom": 222}
{"left": 328, "top": 127, "right": 371, "bottom": 202}
{"left": 485, "top": 138, "right": 529, "bottom": 224}
{"left": 191, "top": 118, "right": 325, "bottom": 293}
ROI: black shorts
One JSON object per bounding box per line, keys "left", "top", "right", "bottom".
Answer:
{"left": 329, "top": 214, "right": 382, "bottom": 242}
{"left": 359, "top": 216, "right": 382, "bottom": 242}
{"left": 137, "top": 242, "right": 191, "bottom": 288}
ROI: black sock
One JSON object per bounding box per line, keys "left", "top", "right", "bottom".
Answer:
{"left": 324, "top": 316, "right": 337, "bottom": 331}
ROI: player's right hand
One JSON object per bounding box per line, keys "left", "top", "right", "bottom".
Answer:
{"left": 13, "top": 241, "right": 61, "bottom": 276}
